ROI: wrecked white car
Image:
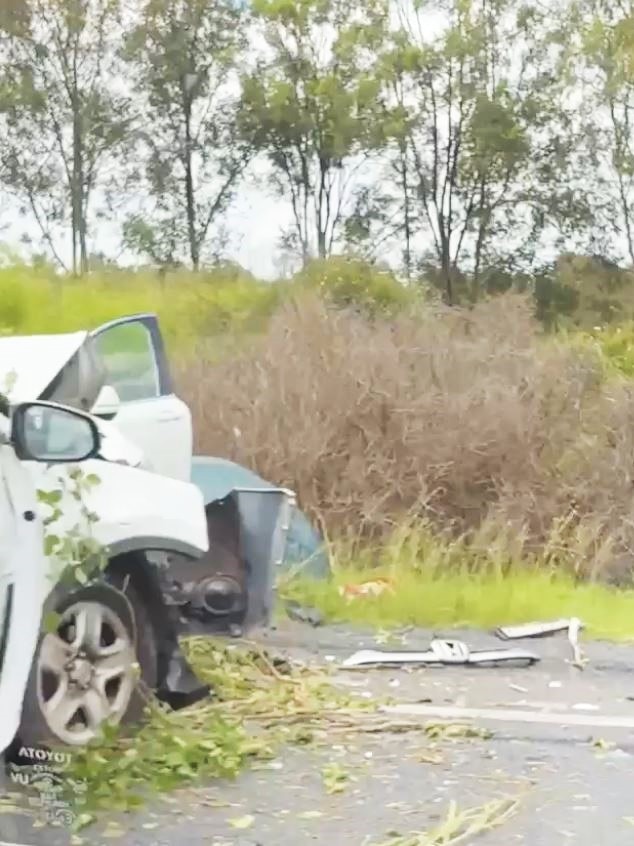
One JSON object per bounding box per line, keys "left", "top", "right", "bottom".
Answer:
{"left": 3, "top": 313, "right": 328, "bottom": 615}
{"left": 0, "top": 398, "right": 210, "bottom": 755}
{"left": 0, "top": 318, "right": 298, "bottom": 754}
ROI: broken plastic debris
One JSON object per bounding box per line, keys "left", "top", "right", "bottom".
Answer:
{"left": 285, "top": 600, "right": 324, "bottom": 627}
{"left": 495, "top": 618, "right": 584, "bottom": 640}
{"left": 568, "top": 617, "right": 588, "bottom": 669}
{"left": 342, "top": 639, "right": 539, "bottom": 669}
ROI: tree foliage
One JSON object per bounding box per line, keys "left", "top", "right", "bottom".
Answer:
{"left": 121, "top": 0, "right": 249, "bottom": 270}
{"left": 0, "top": 0, "right": 130, "bottom": 274}
{"left": 238, "top": 0, "right": 390, "bottom": 261}
{"left": 0, "top": 0, "right": 630, "bottom": 320}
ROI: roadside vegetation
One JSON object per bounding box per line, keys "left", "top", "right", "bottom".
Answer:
{"left": 178, "top": 286, "right": 634, "bottom": 585}
{"left": 7, "top": 258, "right": 634, "bottom": 602}
{"left": 8, "top": 258, "right": 634, "bottom": 831}
{"left": 6, "top": 0, "right": 634, "bottom": 839}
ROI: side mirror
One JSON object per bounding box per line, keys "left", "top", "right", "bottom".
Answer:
{"left": 11, "top": 402, "right": 101, "bottom": 463}
{"left": 92, "top": 385, "right": 121, "bottom": 420}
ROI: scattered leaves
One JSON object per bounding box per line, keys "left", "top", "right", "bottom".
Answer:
{"left": 416, "top": 749, "right": 444, "bottom": 765}
{"left": 593, "top": 737, "right": 616, "bottom": 751}
{"left": 228, "top": 814, "right": 255, "bottom": 829}
{"left": 423, "top": 722, "right": 493, "bottom": 741}
{"left": 322, "top": 762, "right": 351, "bottom": 794}
{"left": 64, "top": 639, "right": 355, "bottom": 823}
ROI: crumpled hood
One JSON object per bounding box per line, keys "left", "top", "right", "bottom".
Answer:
{"left": 0, "top": 329, "right": 148, "bottom": 470}
{"left": 0, "top": 331, "right": 87, "bottom": 402}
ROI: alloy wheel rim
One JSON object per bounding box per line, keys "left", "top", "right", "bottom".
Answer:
{"left": 36, "top": 600, "right": 137, "bottom": 746}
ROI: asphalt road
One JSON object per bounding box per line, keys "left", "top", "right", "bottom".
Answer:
{"left": 3, "top": 620, "right": 634, "bottom": 846}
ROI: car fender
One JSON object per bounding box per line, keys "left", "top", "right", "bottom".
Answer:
{"left": 191, "top": 455, "right": 330, "bottom": 579}
{"left": 26, "top": 460, "right": 209, "bottom": 591}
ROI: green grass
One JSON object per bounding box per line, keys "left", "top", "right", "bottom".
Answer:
{"left": 283, "top": 522, "right": 634, "bottom": 641}
{"left": 0, "top": 257, "right": 414, "bottom": 355}
{"left": 0, "top": 264, "right": 283, "bottom": 353}
{"left": 286, "top": 567, "right": 634, "bottom": 641}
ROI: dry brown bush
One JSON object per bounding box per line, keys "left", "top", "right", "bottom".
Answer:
{"left": 177, "top": 292, "right": 634, "bottom": 578}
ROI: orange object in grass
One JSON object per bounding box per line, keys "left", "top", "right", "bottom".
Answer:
{"left": 338, "top": 578, "right": 395, "bottom": 599}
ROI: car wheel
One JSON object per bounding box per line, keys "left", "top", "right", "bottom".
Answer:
{"left": 17, "top": 581, "right": 158, "bottom": 749}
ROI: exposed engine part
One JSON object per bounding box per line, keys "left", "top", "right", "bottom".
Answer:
{"left": 154, "top": 494, "right": 249, "bottom": 630}
{"left": 159, "top": 575, "right": 246, "bottom": 623}
{"left": 191, "top": 575, "right": 246, "bottom": 617}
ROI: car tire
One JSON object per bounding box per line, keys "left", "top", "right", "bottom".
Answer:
{"left": 16, "top": 579, "right": 158, "bottom": 751}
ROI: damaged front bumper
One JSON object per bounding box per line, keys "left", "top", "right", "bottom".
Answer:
{"left": 147, "top": 486, "right": 295, "bottom": 708}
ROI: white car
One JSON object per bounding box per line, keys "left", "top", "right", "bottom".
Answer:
{"left": 0, "top": 398, "right": 211, "bottom": 755}
{"left": 0, "top": 317, "right": 294, "bottom": 754}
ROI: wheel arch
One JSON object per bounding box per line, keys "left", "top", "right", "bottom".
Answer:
{"left": 102, "top": 544, "right": 184, "bottom": 691}
{"left": 47, "top": 539, "right": 195, "bottom": 690}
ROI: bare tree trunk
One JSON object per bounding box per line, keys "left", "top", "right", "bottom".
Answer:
{"left": 71, "top": 99, "right": 81, "bottom": 276}
{"left": 440, "top": 232, "right": 453, "bottom": 305}
{"left": 181, "top": 74, "right": 199, "bottom": 271}
{"left": 609, "top": 98, "right": 634, "bottom": 266}
{"left": 398, "top": 139, "right": 412, "bottom": 281}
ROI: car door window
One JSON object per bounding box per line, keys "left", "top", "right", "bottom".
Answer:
{"left": 93, "top": 322, "right": 161, "bottom": 403}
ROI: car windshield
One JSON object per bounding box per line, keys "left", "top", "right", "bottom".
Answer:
{"left": 40, "top": 336, "right": 107, "bottom": 412}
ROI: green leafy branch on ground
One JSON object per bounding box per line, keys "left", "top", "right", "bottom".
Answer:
{"left": 369, "top": 797, "right": 522, "bottom": 846}
{"left": 62, "top": 638, "right": 365, "bottom": 827}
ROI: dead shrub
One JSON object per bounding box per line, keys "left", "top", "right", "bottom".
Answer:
{"left": 177, "top": 292, "right": 634, "bottom": 579}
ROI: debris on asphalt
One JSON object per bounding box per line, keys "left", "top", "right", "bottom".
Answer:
{"left": 495, "top": 617, "right": 588, "bottom": 669}
{"left": 568, "top": 617, "right": 588, "bottom": 669}
{"left": 228, "top": 814, "right": 255, "bottom": 829}
{"left": 375, "top": 628, "right": 411, "bottom": 646}
{"left": 424, "top": 722, "right": 493, "bottom": 741}
{"left": 284, "top": 600, "right": 324, "bottom": 627}
{"left": 368, "top": 796, "right": 521, "bottom": 846}
{"left": 416, "top": 749, "right": 444, "bottom": 765}
{"left": 495, "top": 618, "right": 584, "bottom": 640}
{"left": 592, "top": 738, "right": 616, "bottom": 751}
{"left": 342, "top": 639, "right": 540, "bottom": 669}
{"left": 321, "top": 762, "right": 351, "bottom": 794}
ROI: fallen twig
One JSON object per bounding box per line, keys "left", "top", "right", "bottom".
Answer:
{"left": 369, "top": 796, "right": 521, "bottom": 845}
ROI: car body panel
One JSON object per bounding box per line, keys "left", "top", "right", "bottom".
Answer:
{"left": 90, "top": 315, "right": 192, "bottom": 481}
{"left": 191, "top": 456, "right": 330, "bottom": 579}
{"left": 0, "top": 441, "right": 49, "bottom": 754}
{"left": 0, "top": 332, "right": 87, "bottom": 402}
{"left": 28, "top": 459, "right": 209, "bottom": 589}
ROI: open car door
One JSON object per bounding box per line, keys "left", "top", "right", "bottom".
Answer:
{"left": 90, "top": 315, "right": 192, "bottom": 481}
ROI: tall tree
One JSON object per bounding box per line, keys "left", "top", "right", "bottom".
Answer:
{"left": 122, "top": 0, "right": 249, "bottom": 271}
{"left": 565, "top": 0, "right": 634, "bottom": 266}
{"left": 238, "top": 0, "right": 390, "bottom": 262}
{"left": 0, "top": 0, "right": 130, "bottom": 274}
{"left": 355, "top": 0, "right": 580, "bottom": 303}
